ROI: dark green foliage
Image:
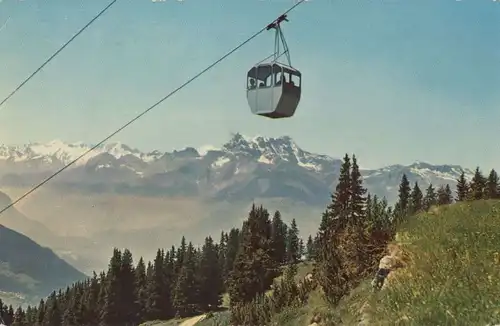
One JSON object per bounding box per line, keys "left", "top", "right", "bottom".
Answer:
{"left": 437, "top": 185, "right": 453, "bottom": 205}
{"left": 394, "top": 174, "right": 412, "bottom": 223}
{"left": 223, "top": 228, "right": 240, "bottom": 288}
{"left": 423, "top": 184, "right": 437, "bottom": 211}
{"left": 286, "top": 218, "right": 300, "bottom": 264}
{"left": 305, "top": 235, "right": 315, "bottom": 261}
{"left": 198, "top": 236, "right": 224, "bottom": 311}
{"left": 469, "top": 167, "right": 486, "bottom": 200}
{"left": 228, "top": 204, "right": 276, "bottom": 305}
{"left": 349, "top": 155, "right": 367, "bottom": 220}
{"left": 270, "top": 211, "right": 288, "bottom": 266}
{"left": 485, "top": 169, "right": 500, "bottom": 199}
{"left": 456, "top": 171, "right": 469, "bottom": 201}
{"left": 409, "top": 182, "right": 424, "bottom": 214}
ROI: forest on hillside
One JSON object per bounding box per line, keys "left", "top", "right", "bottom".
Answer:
{"left": 2, "top": 154, "right": 498, "bottom": 326}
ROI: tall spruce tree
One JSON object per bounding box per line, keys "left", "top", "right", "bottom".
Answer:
{"left": 270, "top": 211, "right": 288, "bottom": 266}
{"left": 349, "top": 154, "right": 366, "bottom": 223}
{"left": 456, "top": 171, "right": 469, "bottom": 201}
{"left": 100, "top": 248, "right": 123, "bottom": 326}
{"left": 486, "top": 169, "right": 500, "bottom": 199}
{"left": 394, "top": 174, "right": 411, "bottom": 222}
{"left": 228, "top": 205, "right": 275, "bottom": 305}
{"left": 198, "top": 236, "right": 223, "bottom": 311}
{"left": 469, "top": 167, "right": 486, "bottom": 200}
{"left": 409, "top": 182, "right": 424, "bottom": 214}
{"left": 423, "top": 183, "right": 437, "bottom": 211}
{"left": 286, "top": 218, "right": 300, "bottom": 264}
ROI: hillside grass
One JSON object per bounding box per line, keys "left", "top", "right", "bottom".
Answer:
{"left": 147, "top": 200, "right": 500, "bottom": 326}
{"left": 363, "top": 200, "right": 500, "bottom": 325}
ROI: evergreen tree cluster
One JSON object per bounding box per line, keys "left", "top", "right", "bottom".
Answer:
{"left": 6, "top": 206, "right": 303, "bottom": 326}
{"left": 312, "top": 155, "right": 488, "bottom": 305}
{"left": 228, "top": 206, "right": 315, "bottom": 325}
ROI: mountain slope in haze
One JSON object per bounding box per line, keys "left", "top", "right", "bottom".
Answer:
{"left": 0, "top": 224, "right": 86, "bottom": 298}
{"left": 0, "top": 134, "right": 474, "bottom": 206}
{"left": 0, "top": 191, "right": 103, "bottom": 275}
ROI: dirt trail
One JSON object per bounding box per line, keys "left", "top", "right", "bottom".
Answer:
{"left": 178, "top": 314, "right": 206, "bottom": 326}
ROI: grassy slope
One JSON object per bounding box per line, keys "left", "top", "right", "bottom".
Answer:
{"left": 146, "top": 200, "right": 500, "bottom": 326}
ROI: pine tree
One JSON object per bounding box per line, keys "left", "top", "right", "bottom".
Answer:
{"left": 437, "top": 185, "right": 453, "bottom": 205}
{"left": 120, "top": 249, "right": 138, "bottom": 325}
{"left": 45, "top": 291, "right": 61, "bottom": 326}
{"left": 135, "top": 257, "right": 148, "bottom": 322}
{"left": 223, "top": 228, "right": 240, "bottom": 288}
{"left": 485, "top": 169, "right": 500, "bottom": 199}
{"left": 198, "top": 236, "right": 224, "bottom": 311}
{"left": 145, "top": 249, "right": 165, "bottom": 320}
{"left": 270, "top": 211, "right": 287, "bottom": 266}
{"left": 469, "top": 167, "right": 486, "bottom": 200}
{"left": 100, "top": 248, "right": 123, "bottom": 325}
{"left": 349, "top": 154, "right": 366, "bottom": 223}
{"left": 286, "top": 218, "right": 300, "bottom": 264}
{"left": 409, "top": 182, "right": 423, "bottom": 214}
{"left": 12, "top": 307, "right": 25, "bottom": 326}
{"left": 394, "top": 174, "right": 411, "bottom": 222}
{"left": 228, "top": 204, "right": 275, "bottom": 305}
{"left": 456, "top": 171, "right": 469, "bottom": 201}
{"left": 423, "top": 183, "right": 437, "bottom": 211}
{"left": 305, "top": 235, "right": 315, "bottom": 261}
{"left": 331, "top": 154, "right": 352, "bottom": 228}
{"left": 173, "top": 242, "right": 198, "bottom": 317}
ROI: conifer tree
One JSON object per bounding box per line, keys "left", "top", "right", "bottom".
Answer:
{"left": 173, "top": 242, "right": 198, "bottom": 317}
{"left": 12, "top": 307, "right": 25, "bottom": 326}
{"left": 423, "top": 183, "right": 437, "bottom": 211}
{"left": 328, "top": 154, "right": 351, "bottom": 230}
{"left": 270, "top": 211, "right": 287, "bottom": 266}
{"left": 228, "top": 205, "right": 275, "bottom": 305}
{"left": 45, "top": 291, "right": 61, "bottom": 326}
{"left": 223, "top": 228, "right": 240, "bottom": 287}
{"left": 305, "top": 235, "right": 315, "bottom": 261}
{"left": 120, "top": 249, "right": 138, "bottom": 325}
{"left": 437, "top": 185, "right": 453, "bottom": 205}
{"left": 409, "top": 182, "right": 423, "bottom": 214}
{"left": 469, "top": 167, "right": 486, "bottom": 200}
{"left": 145, "top": 249, "right": 165, "bottom": 320}
{"left": 485, "top": 169, "right": 500, "bottom": 199}
{"left": 349, "top": 154, "right": 366, "bottom": 222}
{"left": 135, "top": 257, "right": 147, "bottom": 322}
{"left": 394, "top": 174, "right": 411, "bottom": 222}
{"left": 198, "top": 236, "right": 223, "bottom": 311}
{"left": 456, "top": 171, "right": 469, "bottom": 201}
{"left": 100, "top": 248, "right": 123, "bottom": 325}
{"left": 286, "top": 218, "right": 300, "bottom": 264}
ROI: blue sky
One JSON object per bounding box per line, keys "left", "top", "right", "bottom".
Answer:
{"left": 0, "top": 0, "right": 498, "bottom": 169}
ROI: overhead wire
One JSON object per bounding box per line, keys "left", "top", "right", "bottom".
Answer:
{"left": 0, "top": 0, "right": 119, "bottom": 110}
{"left": 0, "top": 0, "right": 307, "bottom": 216}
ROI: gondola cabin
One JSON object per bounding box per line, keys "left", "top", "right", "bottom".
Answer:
{"left": 246, "top": 62, "right": 301, "bottom": 119}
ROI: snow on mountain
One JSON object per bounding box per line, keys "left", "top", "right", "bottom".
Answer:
{"left": 0, "top": 140, "right": 163, "bottom": 166}
{"left": 0, "top": 134, "right": 475, "bottom": 205}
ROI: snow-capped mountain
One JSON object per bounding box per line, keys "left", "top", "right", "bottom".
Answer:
{"left": 0, "top": 134, "right": 473, "bottom": 205}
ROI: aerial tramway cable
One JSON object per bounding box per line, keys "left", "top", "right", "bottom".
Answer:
{"left": 0, "top": 0, "right": 119, "bottom": 110}
{"left": 0, "top": 0, "right": 308, "bottom": 217}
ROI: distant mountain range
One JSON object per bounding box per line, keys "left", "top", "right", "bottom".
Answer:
{"left": 0, "top": 133, "right": 473, "bottom": 205}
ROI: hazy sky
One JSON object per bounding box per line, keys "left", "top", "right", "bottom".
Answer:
{"left": 0, "top": 0, "right": 498, "bottom": 169}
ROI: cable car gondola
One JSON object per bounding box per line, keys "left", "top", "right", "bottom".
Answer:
{"left": 246, "top": 14, "right": 302, "bottom": 119}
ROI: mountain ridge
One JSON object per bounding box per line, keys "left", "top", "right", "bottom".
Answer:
{"left": 0, "top": 134, "right": 474, "bottom": 206}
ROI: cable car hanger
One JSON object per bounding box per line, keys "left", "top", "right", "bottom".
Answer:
{"left": 246, "top": 13, "right": 302, "bottom": 119}
{"left": 266, "top": 14, "right": 292, "bottom": 68}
